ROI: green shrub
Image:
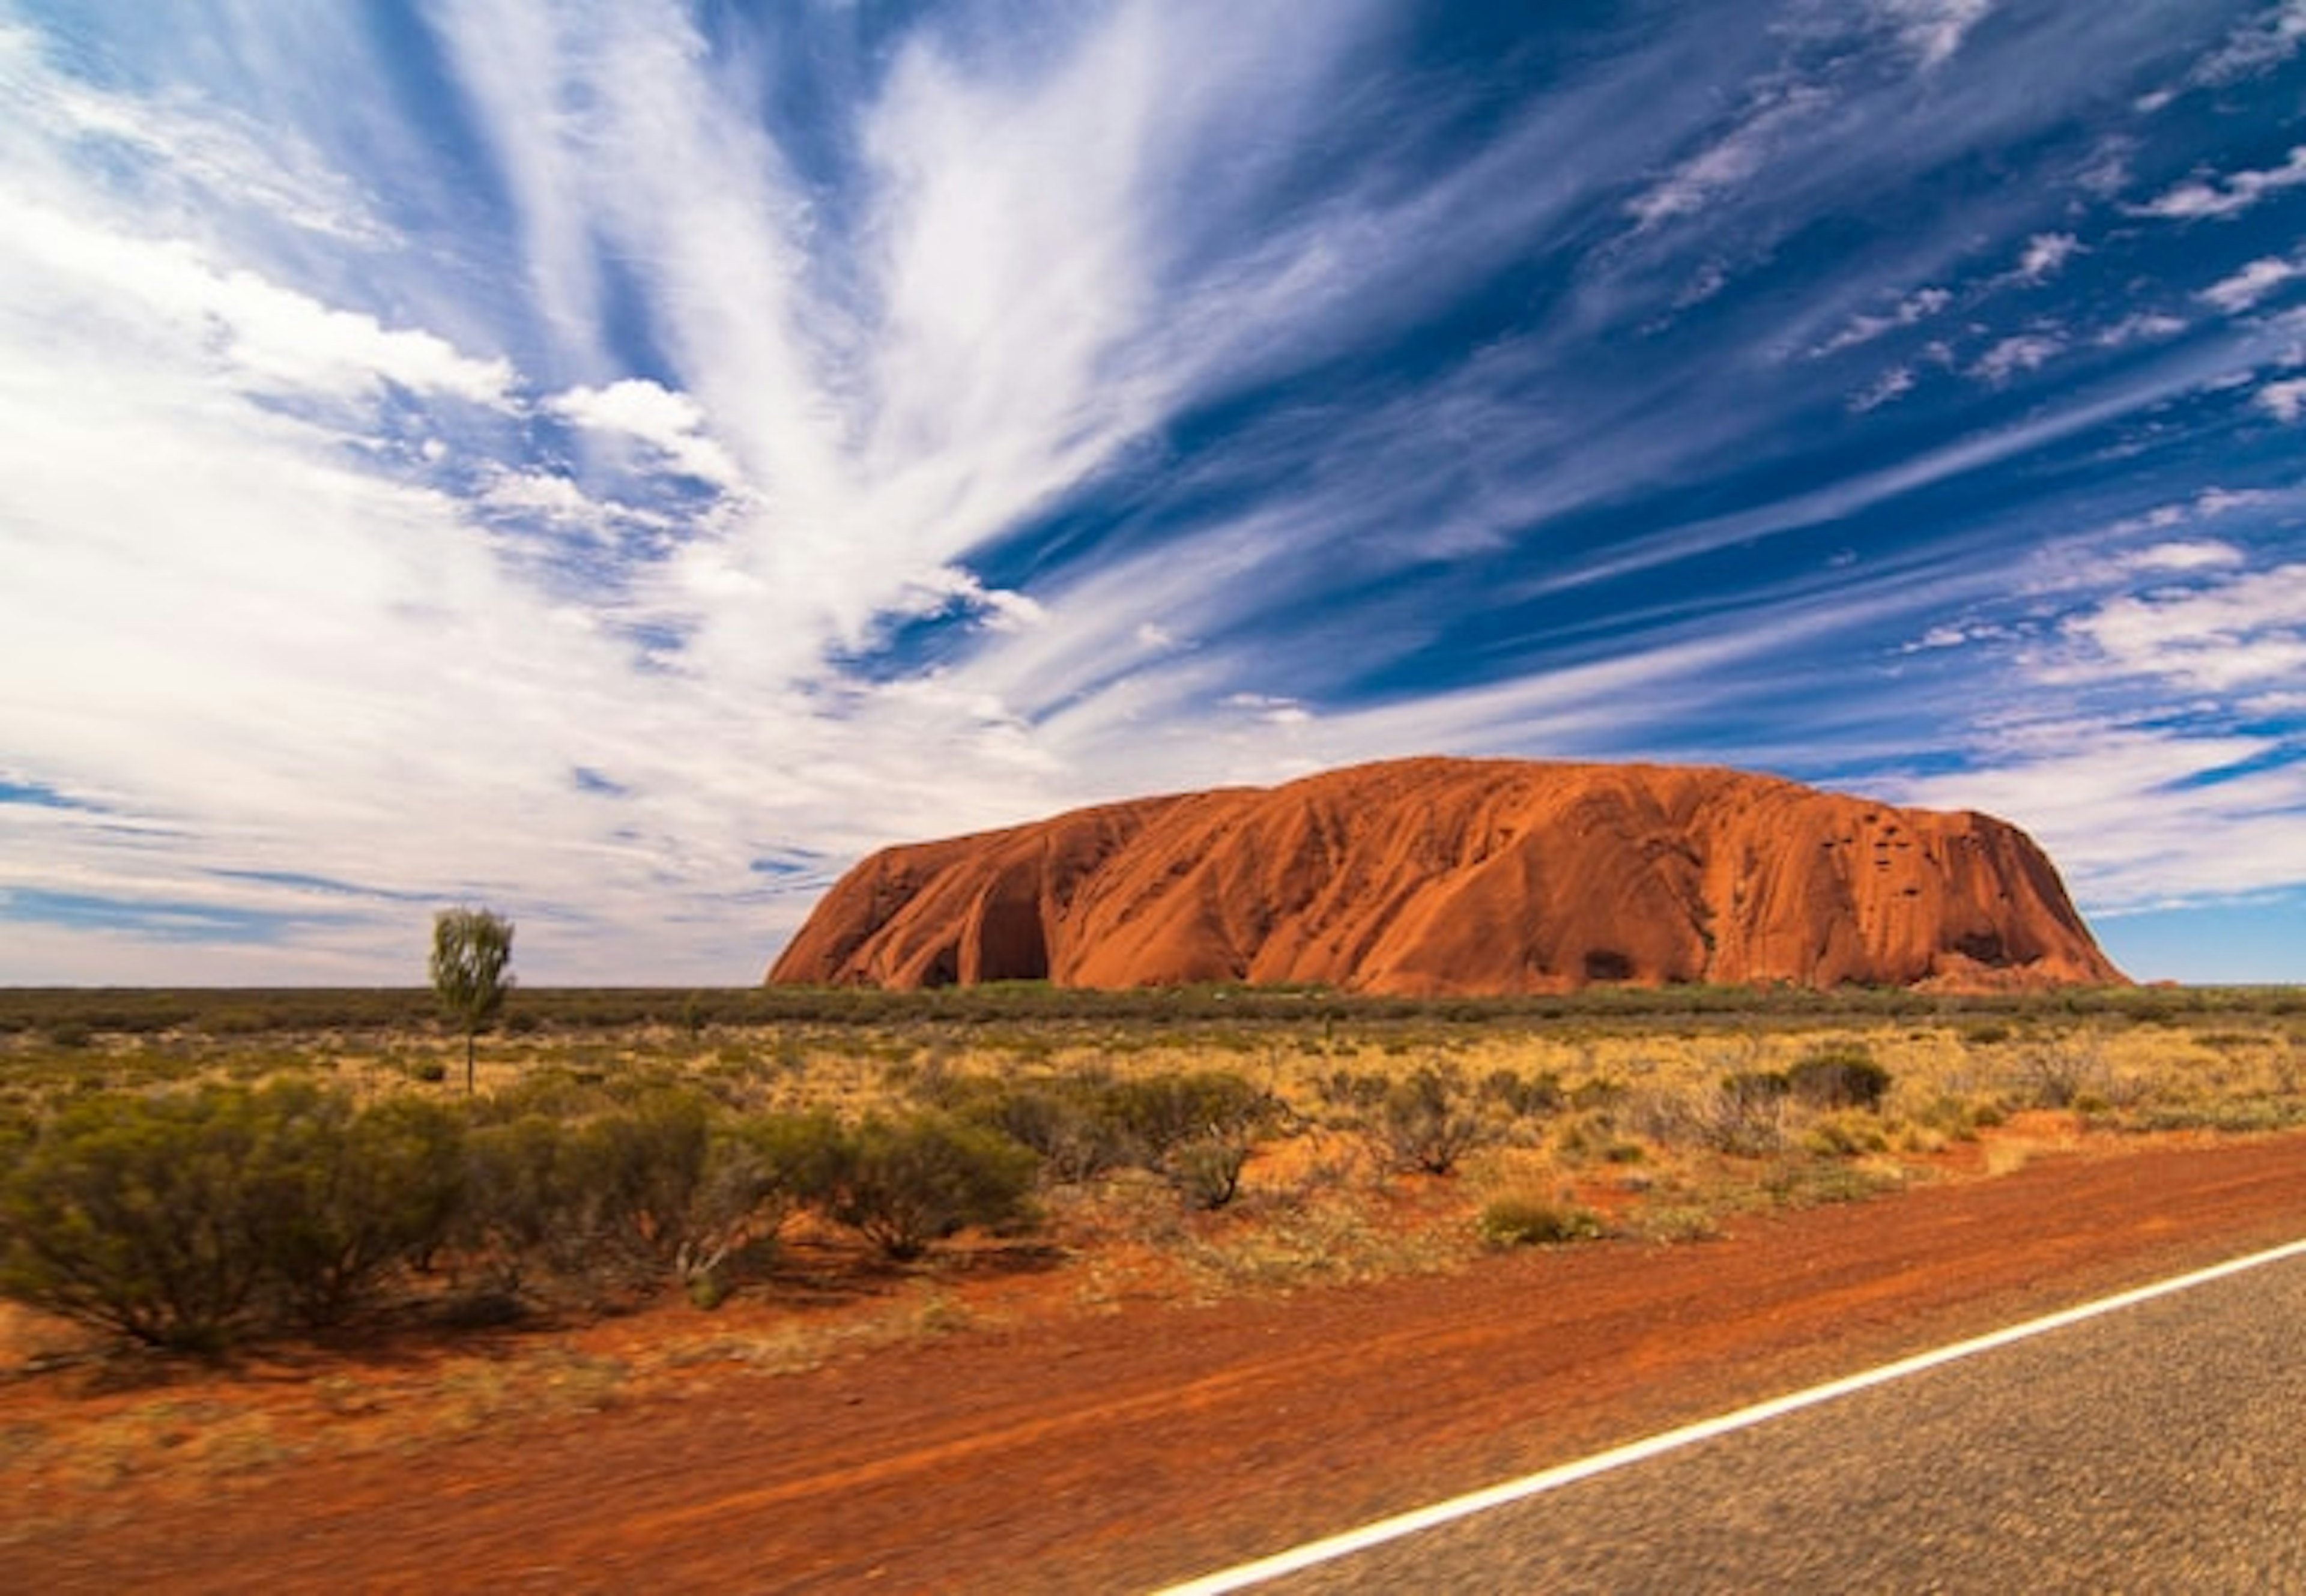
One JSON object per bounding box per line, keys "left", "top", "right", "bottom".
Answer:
{"left": 1800, "top": 1113, "right": 1889, "bottom": 1159}
{"left": 1634, "top": 1074, "right": 1791, "bottom": 1157}
{"left": 1167, "top": 1135, "right": 1251, "bottom": 1210}
{"left": 822, "top": 1114, "right": 1039, "bottom": 1260}
{"left": 576, "top": 1093, "right": 837, "bottom": 1293}
{"left": 0, "top": 1087, "right": 270, "bottom": 1349}
{"left": 1316, "top": 1069, "right": 1390, "bottom": 1110}
{"left": 1479, "top": 1068, "right": 1564, "bottom": 1118}
{"left": 1378, "top": 1066, "right": 1491, "bottom": 1175}
{"left": 1479, "top": 1195, "right": 1603, "bottom": 1248}
{"left": 2019, "top": 1041, "right": 2103, "bottom": 1110}
{"left": 0, "top": 1082, "right": 479, "bottom": 1344}
{"left": 247, "top": 1086, "right": 464, "bottom": 1328}
{"left": 454, "top": 1088, "right": 848, "bottom": 1301}
{"left": 0, "top": 1083, "right": 458, "bottom": 1349}
{"left": 1720, "top": 1069, "right": 1791, "bottom": 1107}
{"left": 569, "top": 1088, "right": 718, "bottom": 1280}
{"left": 1787, "top": 1047, "right": 1892, "bottom": 1112}
{"left": 969, "top": 1081, "right": 1131, "bottom": 1184}
{"left": 1569, "top": 1076, "right": 1628, "bottom": 1111}
{"left": 457, "top": 1113, "right": 592, "bottom": 1291}
{"left": 1103, "top": 1071, "right": 1270, "bottom": 1163}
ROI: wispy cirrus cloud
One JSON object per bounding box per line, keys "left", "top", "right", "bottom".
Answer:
{"left": 2048, "top": 563, "right": 2306, "bottom": 694}
{"left": 2135, "top": 145, "right": 2306, "bottom": 220}
{"left": 2257, "top": 375, "right": 2306, "bottom": 420}
{"left": 1970, "top": 332, "right": 2065, "bottom": 382}
{"left": 1814, "top": 288, "right": 1952, "bottom": 357}
{"left": 3, "top": 1, "right": 2302, "bottom": 983}
{"left": 0, "top": 19, "right": 395, "bottom": 248}
{"left": 2122, "top": 539, "right": 2247, "bottom": 573}
{"left": 2097, "top": 311, "right": 2190, "bottom": 346}
{"left": 1875, "top": 0, "right": 1999, "bottom": 70}
{"left": 1884, "top": 719, "right": 2306, "bottom": 910}
{"left": 2184, "top": 0, "right": 2306, "bottom": 87}
{"left": 1850, "top": 365, "right": 1917, "bottom": 413}
{"left": 546, "top": 380, "right": 748, "bottom": 493}
{"left": 2201, "top": 255, "right": 2306, "bottom": 313}
{"left": 2015, "top": 232, "right": 2082, "bottom": 283}
{"left": 1627, "top": 83, "right": 1831, "bottom": 231}
{"left": 2, "top": 195, "right": 513, "bottom": 408}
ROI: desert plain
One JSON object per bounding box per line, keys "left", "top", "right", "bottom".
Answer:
{"left": 2, "top": 982, "right": 2304, "bottom": 1589}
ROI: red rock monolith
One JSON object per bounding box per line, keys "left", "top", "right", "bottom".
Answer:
{"left": 766, "top": 758, "right": 2124, "bottom": 993}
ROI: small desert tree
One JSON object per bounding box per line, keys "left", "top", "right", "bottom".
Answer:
{"left": 431, "top": 907, "right": 515, "bottom": 1093}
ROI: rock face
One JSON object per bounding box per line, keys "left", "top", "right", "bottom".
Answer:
{"left": 767, "top": 758, "right": 2125, "bottom": 994}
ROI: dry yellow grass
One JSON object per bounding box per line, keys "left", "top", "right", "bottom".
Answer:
{"left": 6, "top": 1003, "right": 2304, "bottom": 1301}
{"left": 2, "top": 994, "right": 2301, "bottom": 1504}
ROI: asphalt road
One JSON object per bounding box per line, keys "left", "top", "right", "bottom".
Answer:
{"left": 1221, "top": 1247, "right": 2306, "bottom": 1594}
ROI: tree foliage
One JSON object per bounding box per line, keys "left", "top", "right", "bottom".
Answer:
{"left": 431, "top": 906, "right": 515, "bottom": 1092}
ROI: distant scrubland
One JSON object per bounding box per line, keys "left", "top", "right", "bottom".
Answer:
{"left": 2, "top": 983, "right": 2302, "bottom": 1356}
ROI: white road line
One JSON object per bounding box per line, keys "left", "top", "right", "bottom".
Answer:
{"left": 1152, "top": 1235, "right": 2306, "bottom": 1595}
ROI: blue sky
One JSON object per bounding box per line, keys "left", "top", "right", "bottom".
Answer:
{"left": 2, "top": 1, "right": 2303, "bottom": 986}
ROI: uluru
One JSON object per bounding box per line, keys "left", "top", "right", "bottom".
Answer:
{"left": 767, "top": 758, "right": 2125, "bottom": 994}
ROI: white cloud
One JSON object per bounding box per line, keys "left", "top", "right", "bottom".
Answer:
{"left": 546, "top": 379, "right": 747, "bottom": 491}
{"left": 2081, "top": 489, "right": 2274, "bottom": 558}
{"left": 2186, "top": 482, "right": 2278, "bottom": 514}
{"left": 2015, "top": 231, "right": 2080, "bottom": 282}
{"left": 1970, "top": 333, "right": 2062, "bottom": 382}
{"left": 1851, "top": 365, "right": 1916, "bottom": 412}
{"left": 1224, "top": 692, "right": 1313, "bottom": 727}
{"left": 2135, "top": 145, "right": 2306, "bottom": 220}
{"left": 2187, "top": 0, "right": 2306, "bottom": 88}
{"left": 421, "top": 2, "right": 605, "bottom": 357}
{"left": 0, "top": 22, "right": 395, "bottom": 247}
{"left": 887, "top": 567, "right": 1047, "bottom": 635}
{"left": 2193, "top": 486, "right": 2272, "bottom": 518}
{"left": 1884, "top": 721, "right": 2306, "bottom": 909}
{"left": 4, "top": 0, "right": 1465, "bottom": 979}
{"left": 2049, "top": 563, "right": 2306, "bottom": 694}
{"left": 1877, "top": 0, "right": 1997, "bottom": 70}
{"left": 0, "top": 343, "right": 690, "bottom": 973}
{"left": 2120, "top": 540, "right": 2245, "bottom": 573}
{"left": 7, "top": 1, "right": 2305, "bottom": 982}
{"left": 1815, "top": 286, "right": 1950, "bottom": 357}
{"left": 1907, "top": 623, "right": 1976, "bottom": 651}
{"left": 1531, "top": 342, "right": 2260, "bottom": 602}
{"left": 2201, "top": 256, "right": 2304, "bottom": 315}
{"left": 207, "top": 269, "right": 516, "bottom": 404}
{"left": 2129, "top": 504, "right": 2191, "bottom": 534}
{"left": 1627, "top": 85, "right": 1830, "bottom": 229}
{"left": 2076, "top": 137, "right": 2134, "bottom": 199}
{"left": 964, "top": 585, "right": 1048, "bottom": 636}
{"left": 430, "top": 0, "right": 1415, "bottom": 685}
{"left": 479, "top": 468, "right": 614, "bottom": 525}
{"left": 2, "top": 195, "right": 514, "bottom": 407}
{"left": 2257, "top": 375, "right": 2306, "bottom": 420}
{"left": 2096, "top": 312, "right": 2188, "bottom": 346}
